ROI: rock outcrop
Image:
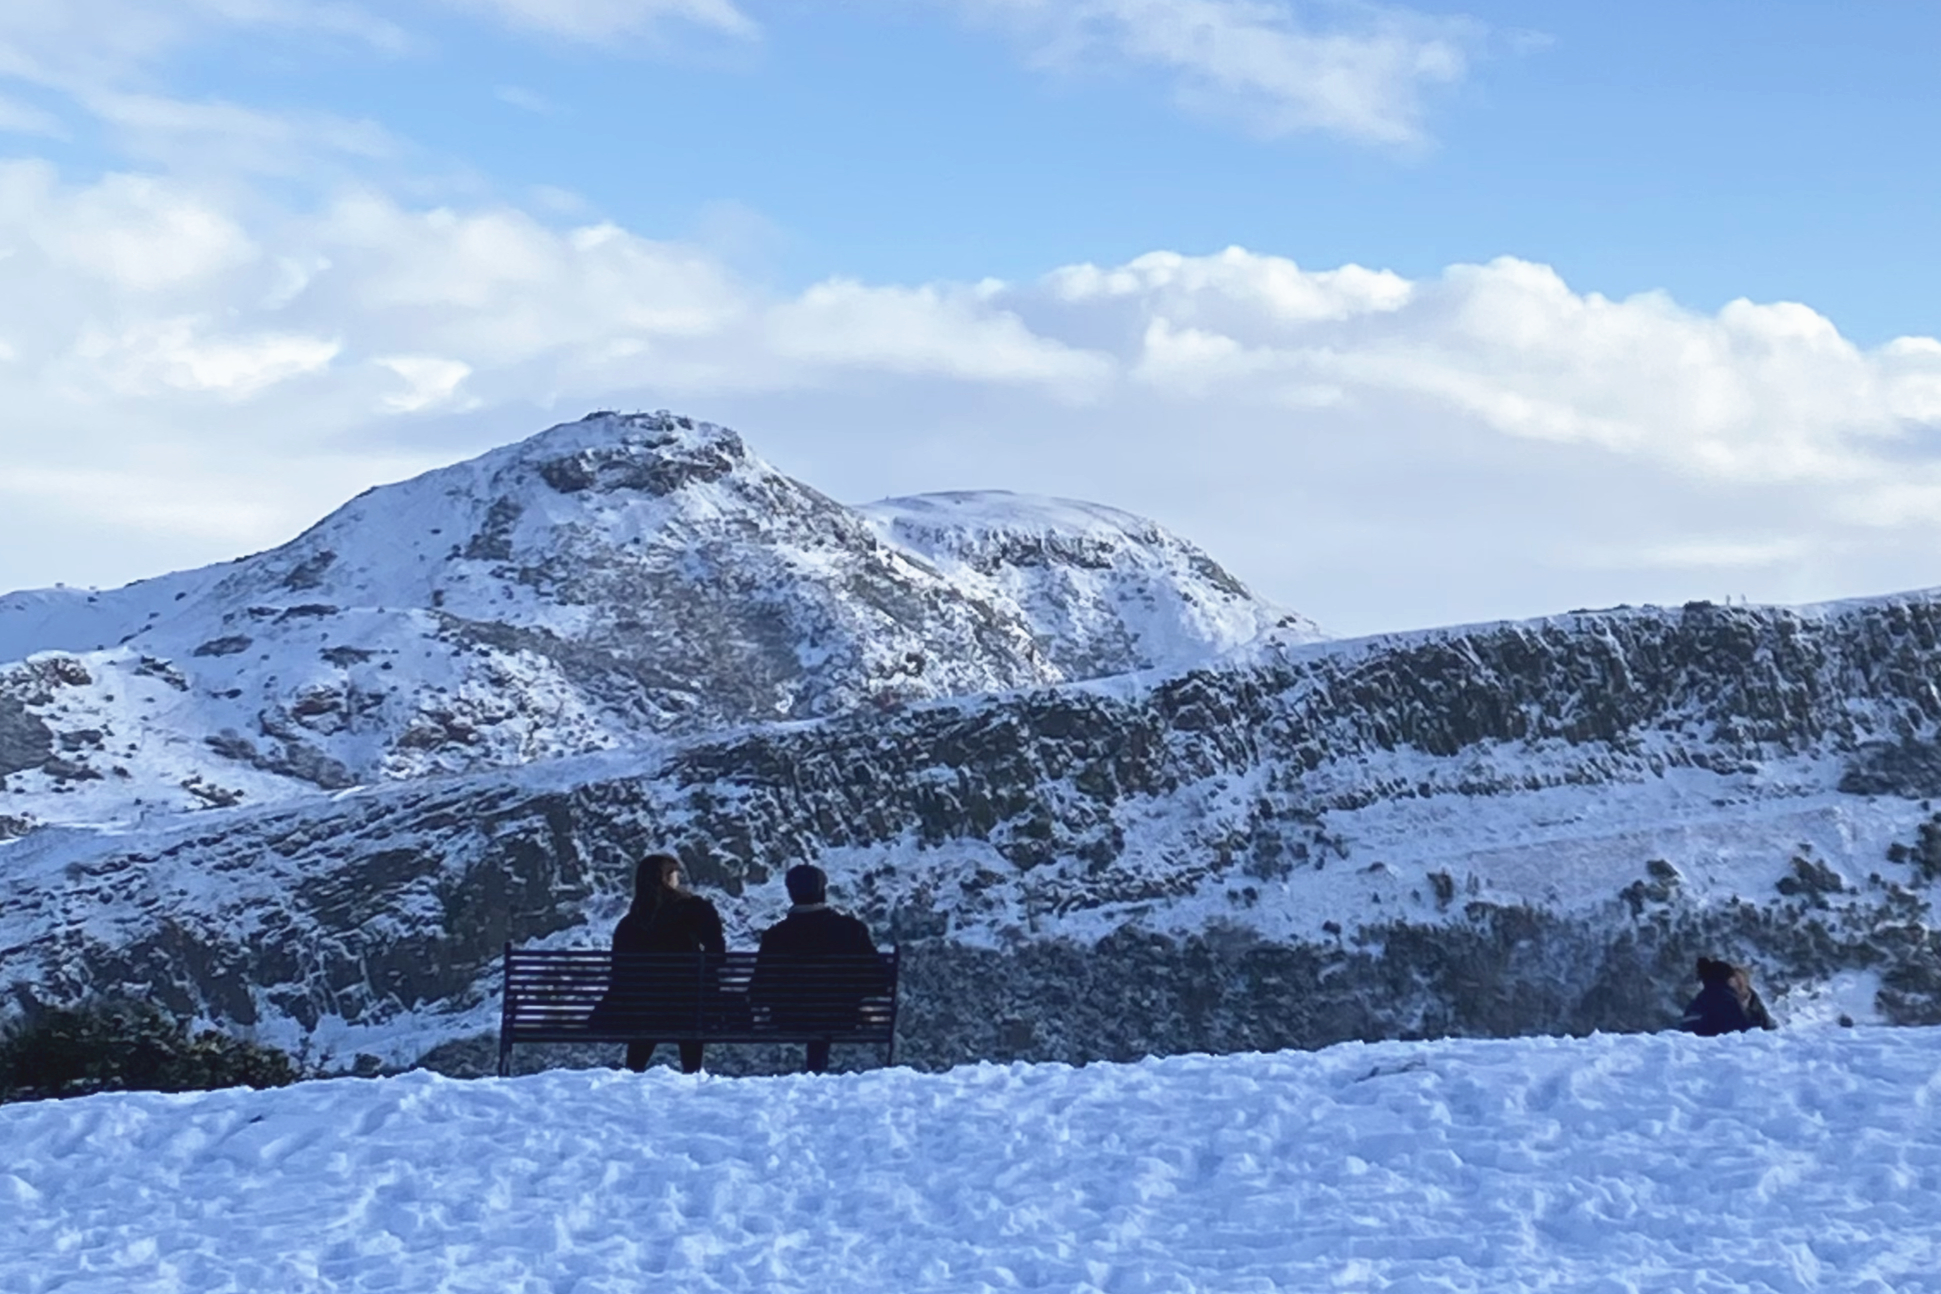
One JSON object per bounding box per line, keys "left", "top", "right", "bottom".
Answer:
{"left": 6, "top": 590, "right": 1941, "bottom": 1072}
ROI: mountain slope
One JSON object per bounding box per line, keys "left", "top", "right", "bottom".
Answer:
{"left": 5, "top": 593, "right": 1941, "bottom": 1071}
{"left": 860, "top": 490, "right": 1321, "bottom": 679}
{"left": 8, "top": 409, "right": 1941, "bottom": 1075}
{"left": 0, "top": 412, "right": 1306, "bottom": 830}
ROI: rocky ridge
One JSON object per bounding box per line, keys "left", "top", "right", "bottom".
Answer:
{"left": 6, "top": 589, "right": 1941, "bottom": 1074}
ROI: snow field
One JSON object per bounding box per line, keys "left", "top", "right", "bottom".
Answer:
{"left": 5, "top": 1025, "right": 1941, "bottom": 1292}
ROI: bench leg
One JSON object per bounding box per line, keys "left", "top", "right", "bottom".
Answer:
{"left": 498, "top": 1033, "right": 513, "bottom": 1079}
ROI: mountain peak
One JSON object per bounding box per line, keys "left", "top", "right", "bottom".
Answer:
{"left": 504, "top": 410, "right": 750, "bottom": 498}
{"left": 1, "top": 412, "right": 1304, "bottom": 827}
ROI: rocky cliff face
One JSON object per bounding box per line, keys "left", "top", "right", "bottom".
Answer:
{"left": 5, "top": 589, "right": 1941, "bottom": 1074}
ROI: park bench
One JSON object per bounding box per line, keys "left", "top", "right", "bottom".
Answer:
{"left": 497, "top": 943, "right": 900, "bottom": 1077}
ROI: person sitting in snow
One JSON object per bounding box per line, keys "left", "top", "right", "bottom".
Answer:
{"left": 1727, "top": 963, "right": 1775, "bottom": 1031}
{"left": 751, "top": 863, "right": 885, "bottom": 1074}
{"left": 1679, "top": 956, "right": 1776, "bottom": 1035}
{"left": 595, "top": 852, "right": 726, "bottom": 1074}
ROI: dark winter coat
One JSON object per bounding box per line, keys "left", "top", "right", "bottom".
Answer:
{"left": 613, "top": 892, "right": 725, "bottom": 958}
{"left": 752, "top": 905, "right": 883, "bottom": 1034}
{"left": 1680, "top": 981, "right": 1757, "bottom": 1036}
{"left": 1679, "top": 957, "right": 1776, "bottom": 1036}
{"left": 592, "top": 892, "right": 727, "bottom": 1033}
{"left": 1741, "top": 988, "right": 1775, "bottom": 1031}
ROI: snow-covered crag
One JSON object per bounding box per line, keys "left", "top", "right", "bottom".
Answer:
{"left": 0, "top": 412, "right": 1297, "bottom": 829}
{"left": 5, "top": 412, "right": 1941, "bottom": 1075}
{"left": 858, "top": 492, "right": 1319, "bottom": 681}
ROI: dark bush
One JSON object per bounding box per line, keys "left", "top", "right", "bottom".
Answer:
{"left": 0, "top": 999, "right": 298, "bottom": 1103}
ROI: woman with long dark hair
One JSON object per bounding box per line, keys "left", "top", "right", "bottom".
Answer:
{"left": 607, "top": 852, "right": 725, "bottom": 1074}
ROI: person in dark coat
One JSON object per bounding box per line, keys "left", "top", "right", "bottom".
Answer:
{"left": 1728, "top": 963, "right": 1776, "bottom": 1031}
{"left": 752, "top": 863, "right": 883, "bottom": 1074}
{"left": 1680, "top": 956, "right": 1776, "bottom": 1036}
{"left": 603, "top": 852, "right": 725, "bottom": 1074}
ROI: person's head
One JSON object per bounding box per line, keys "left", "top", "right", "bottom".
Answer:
{"left": 636, "top": 852, "right": 684, "bottom": 900}
{"left": 785, "top": 863, "right": 827, "bottom": 906}
{"left": 1726, "top": 965, "right": 1755, "bottom": 1005}
{"left": 1697, "top": 956, "right": 1735, "bottom": 988}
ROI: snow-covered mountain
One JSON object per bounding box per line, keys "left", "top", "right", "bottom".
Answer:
{"left": 0, "top": 411, "right": 1310, "bottom": 831}
{"left": 858, "top": 492, "right": 1318, "bottom": 681}
{"left": 7, "top": 584, "right": 1941, "bottom": 1072}
{"left": 7, "top": 408, "right": 1941, "bottom": 1077}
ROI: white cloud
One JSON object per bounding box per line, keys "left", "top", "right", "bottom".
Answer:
{"left": 311, "top": 199, "right": 753, "bottom": 368}
{"left": 0, "top": 91, "right": 62, "bottom": 137}
{"left": 957, "top": 0, "right": 1475, "bottom": 144}
{"left": 1011, "top": 249, "right": 1940, "bottom": 496}
{"left": 0, "top": 0, "right": 405, "bottom": 91}
{"left": 441, "top": 0, "right": 756, "bottom": 41}
{"left": 0, "top": 164, "right": 257, "bottom": 291}
{"left": 1049, "top": 247, "right": 1412, "bottom": 323}
{"left": 767, "top": 280, "right": 1112, "bottom": 391}
{"left": 1, "top": 1, "right": 407, "bottom": 199}
{"left": 0, "top": 463, "right": 298, "bottom": 544}
{"left": 71, "top": 318, "right": 340, "bottom": 398}
{"left": 82, "top": 91, "right": 399, "bottom": 175}
{"left": 378, "top": 355, "right": 476, "bottom": 411}
{"left": 1576, "top": 537, "right": 1818, "bottom": 572}
{"left": 9, "top": 153, "right": 1941, "bottom": 634}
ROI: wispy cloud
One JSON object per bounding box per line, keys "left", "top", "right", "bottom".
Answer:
{"left": 494, "top": 85, "right": 557, "bottom": 114}
{"left": 440, "top": 0, "right": 757, "bottom": 41}
{"left": 83, "top": 91, "right": 399, "bottom": 177}
{"left": 0, "top": 94, "right": 60, "bottom": 139}
{"left": 956, "top": 0, "right": 1478, "bottom": 145}
{"left": 0, "top": 0, "right": 407, "bottom": 179}
{"left": 0, "top": 0, "right": 406, "bottom": 91}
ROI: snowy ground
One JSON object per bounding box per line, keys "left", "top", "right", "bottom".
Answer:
{"left": 6, "top": 1026, "right": 1940, "bottom": 1292}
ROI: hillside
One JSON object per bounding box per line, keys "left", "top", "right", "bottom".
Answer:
{"left": 7, "top": 587, "right": 1941, "bottom": 1070}
{"left": 4, "top": 411, "right": 1941, "bottom": 1074}
{"left": 0, "top": 411, "right": 1305, "bottom": 831}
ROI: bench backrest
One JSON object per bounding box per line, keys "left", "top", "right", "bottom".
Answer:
{"left": 502, "top": 947, "right": 900, "bottom": 1043}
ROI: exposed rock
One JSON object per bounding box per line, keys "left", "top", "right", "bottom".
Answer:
{"left": 193, "top": 636, "right": 253, "bottom": 658}
{"left": 132, "top": 656, "right": 189, "bottom": 690}
{"left": 205, "top": 726, "right": 356, "bottom": 791}
{"left": 282, "top": 550, "right": 337, "bottom": 591}
{"left": 1841, "top": 740, "right": 1941, "bottom": 798}
{"left": 1776, "top": 855, "right": 1845, "bottom": 900}
{"left": 0, "top": 696, "right": 53, "bottom": 776}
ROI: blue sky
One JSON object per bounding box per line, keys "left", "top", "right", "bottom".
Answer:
{"left": 52, "top": 0, "right": 1928, "bottom": 341}
{"left": 3, "top": 1, "right": 1940, "bottom": 634}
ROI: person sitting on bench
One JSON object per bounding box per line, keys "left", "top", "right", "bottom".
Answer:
{"left": 1679, "top": 955, "right": 1776, "bottom": 1036}
{"left": 752, "top": 864, "right": 881, "bottom": 1073}
{"left": 601, "top": 852, "right": 725, "bottom": 1074}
